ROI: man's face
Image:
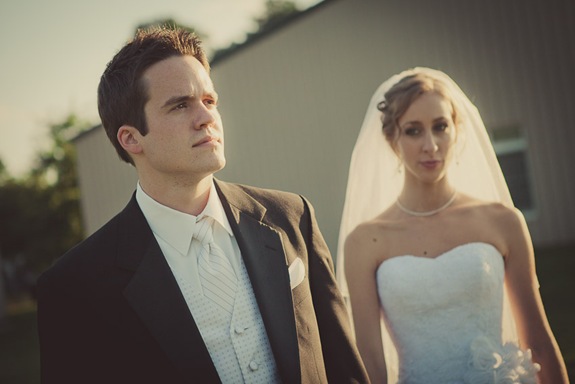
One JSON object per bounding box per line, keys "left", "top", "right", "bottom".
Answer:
{"left": 136, "top": 55, "right": 225, "bottom": 181}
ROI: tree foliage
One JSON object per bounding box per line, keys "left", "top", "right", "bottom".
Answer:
{"left": 0, "top": 114, "right": 91, "bottom": 275}
{"left": 255, "top": 0, "right": 300, "bottom": 33}
{"left": 211, "top": 0, "right": 301, "bottom": 62}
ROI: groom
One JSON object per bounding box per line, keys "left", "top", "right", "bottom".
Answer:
{"left": 36, "top": 27, "right": 368, "bottom": 384}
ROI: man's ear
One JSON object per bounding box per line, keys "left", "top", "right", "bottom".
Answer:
{"left": 117, "top": 125, "right": 143, "bottom": 155}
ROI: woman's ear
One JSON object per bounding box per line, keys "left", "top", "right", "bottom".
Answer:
{"left": 117, "top": 125, "right": 143, "bottom": 155}
{"left": 390, "top": 128, "right": 402, "bottom": 157}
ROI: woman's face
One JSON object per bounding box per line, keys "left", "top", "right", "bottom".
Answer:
{"left": 394, "top": 91, "right": 457, "bottom": 184}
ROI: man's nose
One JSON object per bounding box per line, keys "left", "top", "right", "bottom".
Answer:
{"left": 195, "top": 103, "right": 216, "bottom": 130}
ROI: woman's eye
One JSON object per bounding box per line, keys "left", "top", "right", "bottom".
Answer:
{"left": 434, "top": 122, "right": 448, "bottom": 131}
{"left": 174, "top": 103, "right": 187, "bottom": 110}
{"left": 404, "top": 127, "right": 420, "bottom": 136}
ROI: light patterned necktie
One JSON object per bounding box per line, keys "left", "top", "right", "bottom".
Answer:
{"left": 193, "top": 216, "right": 237, "bottom": 314}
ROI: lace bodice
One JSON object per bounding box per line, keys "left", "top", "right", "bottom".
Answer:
{"left": 376, "top": 242, "right": 539, "bottom": 384}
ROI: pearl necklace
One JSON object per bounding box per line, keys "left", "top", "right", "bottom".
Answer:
{"left": 396, "top": 192, "right": 457, "bottom": 217}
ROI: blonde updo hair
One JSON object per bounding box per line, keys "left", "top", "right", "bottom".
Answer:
{"left": 377, "top": 72, "right": 462, "bottom": 145}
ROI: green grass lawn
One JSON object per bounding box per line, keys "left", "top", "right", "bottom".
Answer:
{"left": 0, "top": 304, "right": 40, "bottom": 384}
{"left": 536, "top": 244, "right": 575, "bottom": 378}
{"left": 0, "top": 244, "right": 573, "bottom": 383}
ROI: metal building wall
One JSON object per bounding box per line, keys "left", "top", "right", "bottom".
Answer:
{"left": 75, "top": 127, "right": 137, "bottom": 235}
{"left": 75, "top": 0, "right": 575, "bottom": 255}
{"left": 212, "top": 0, "right": 575, "bottom": 251}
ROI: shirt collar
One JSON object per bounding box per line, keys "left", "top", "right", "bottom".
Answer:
{"left": 136, "top": 180, "right": 234, "bottom": 256}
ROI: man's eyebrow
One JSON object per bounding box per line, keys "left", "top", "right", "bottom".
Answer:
{"left": 161, "top": 95, "right": 192, "bottom": 109}
{"left": 161, "top": 91, "right": 219, "bottom": 109}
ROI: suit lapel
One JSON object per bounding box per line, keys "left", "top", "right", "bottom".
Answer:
{"left": 117, "top": 196, "right": 221, "bottom": 383}
{"left": 215, "top": 180, "right": 300, "bottom": 384}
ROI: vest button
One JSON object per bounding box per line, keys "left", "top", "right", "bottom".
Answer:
{"left": 249, "top": 361, "right": 259, "bottom": 371}
{"left": 234, "top": 325, "right": 245, "bottom": 334}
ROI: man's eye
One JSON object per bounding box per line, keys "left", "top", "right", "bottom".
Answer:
{"left": 171, "top": 103, "right": 188, "bottom": 111}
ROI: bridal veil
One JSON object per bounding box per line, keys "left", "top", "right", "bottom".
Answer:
{"left": 336, "top": 67, "right": 517, "bottom": 382}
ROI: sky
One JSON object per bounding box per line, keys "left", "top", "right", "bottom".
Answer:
{"left": 0, "top": 0, "right": 320, "bottom": 176}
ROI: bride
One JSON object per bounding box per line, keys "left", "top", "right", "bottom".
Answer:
{"left": 337, "top": 68, "right": 569, "bottom": 383}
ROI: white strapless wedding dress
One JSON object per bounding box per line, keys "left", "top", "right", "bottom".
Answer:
{"left": 377, "top": 242, "right": 540, "bottom": 384}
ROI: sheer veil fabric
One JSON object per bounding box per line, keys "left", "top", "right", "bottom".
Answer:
{"left": 336, "top": 67, "right": 517, "bottom": 383}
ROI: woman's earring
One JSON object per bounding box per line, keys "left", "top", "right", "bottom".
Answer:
{"left": 455, "top": 149, "right": 461, "bottom": 166}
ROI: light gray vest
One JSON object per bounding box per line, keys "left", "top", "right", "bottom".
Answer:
{"left": 174, "top": 255, "right": 280, "bottom": 383}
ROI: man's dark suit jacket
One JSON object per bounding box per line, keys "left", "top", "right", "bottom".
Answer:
{"left": 37, "top": 180, "right": 368, "bottom": 384}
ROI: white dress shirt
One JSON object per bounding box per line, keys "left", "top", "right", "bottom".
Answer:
{"left": 136, "top": 181, "right": 241, "bottom": 289}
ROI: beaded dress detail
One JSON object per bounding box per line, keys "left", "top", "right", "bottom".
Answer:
{"left": 377, "top": 242, "right": 540, "bottom": 384}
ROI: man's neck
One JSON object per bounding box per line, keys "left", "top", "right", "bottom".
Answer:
{"left": 139, "top": 175, "right": 213, "bottom": 216}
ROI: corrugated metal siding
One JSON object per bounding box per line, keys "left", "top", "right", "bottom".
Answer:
{"left": 212, "top": 0, "right": 575, "bottom": 251}
{"left": 75, "top": 0, "right": 574, "bottom": 252}
{"left": 75, "top": 127, "right": 137, "bottom": 236}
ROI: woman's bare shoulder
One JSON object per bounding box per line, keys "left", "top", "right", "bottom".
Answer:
{"left": 453, "top": 194, "right": 526, "bottom": 255}
{"left": 348, "top": 210, "right": 403, "bottom": 241}
{"left": 456, "top": 193, "right": 519, "bottom": 219}
{"left": 345, "top": 210, "right": 405, "bottom": 265}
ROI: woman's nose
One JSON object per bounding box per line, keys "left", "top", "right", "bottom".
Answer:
{"left": 422, "top": 132, "right": 438, "bottom": 153}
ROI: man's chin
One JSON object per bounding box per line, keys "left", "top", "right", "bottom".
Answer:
{"left": 214, "top": 162, "right": 226, "bottom": 174}
{"left": 205, "top": 157, "right": 226, "bottom": 175}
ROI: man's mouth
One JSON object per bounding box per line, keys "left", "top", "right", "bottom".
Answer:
{"left": 193, "top": 136, "right": 220, "bottom": 147}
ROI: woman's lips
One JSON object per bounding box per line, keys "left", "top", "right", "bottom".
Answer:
{"left": 420, "top": 160, "right": 442, "bottom": 169}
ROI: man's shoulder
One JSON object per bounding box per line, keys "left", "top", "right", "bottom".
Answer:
{"left": 217, "top": 180, "right": 305, "bottom": 207}
{"left": 216, "top": 180, "right": 312, "bottom": 226}
{"left": 39, "top": 203, "right": 134, "bottom": 286}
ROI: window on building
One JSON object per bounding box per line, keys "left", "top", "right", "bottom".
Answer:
{"left": 490, "top": 125, "right": 536, "bottom": 218}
